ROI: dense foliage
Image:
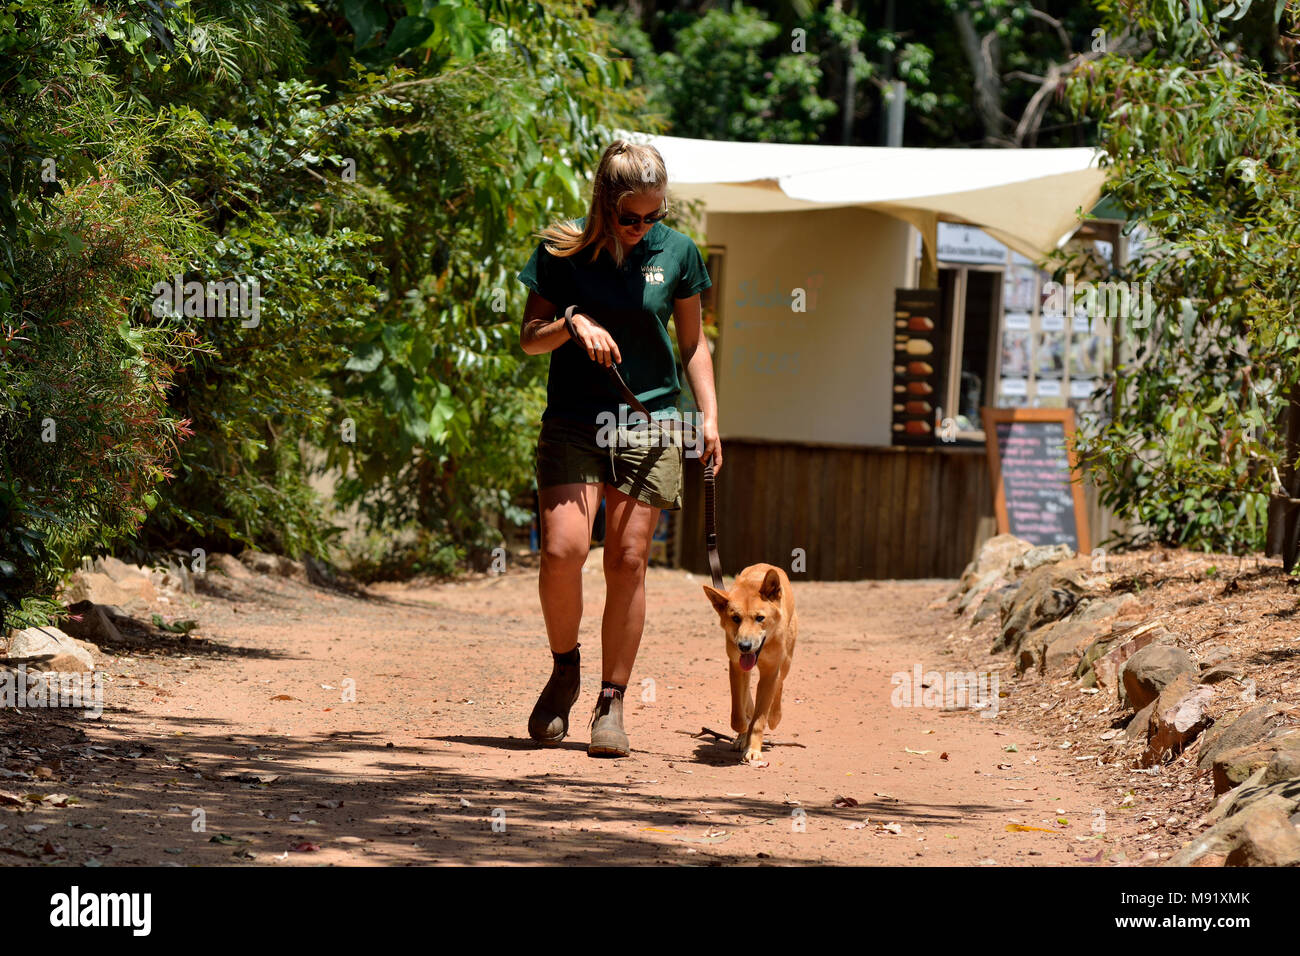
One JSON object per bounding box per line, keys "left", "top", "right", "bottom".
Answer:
{"left": 1067, "top": 0, "right": 1300, "bottom": 552}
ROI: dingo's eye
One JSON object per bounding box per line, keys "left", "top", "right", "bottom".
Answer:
{"left": 731, "top": 613, "right": 741, "bottom": 623}
{"left": 755, "top": 614, "right": 765, "bottom": 622}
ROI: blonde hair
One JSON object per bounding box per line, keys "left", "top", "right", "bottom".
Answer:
{"left": 535, "top": 140, "right": 671, "bottom": 269}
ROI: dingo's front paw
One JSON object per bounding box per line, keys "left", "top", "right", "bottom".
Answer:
{"left": 731, "top": 732, "right": 747, "bottom": 752}
{"left": 742, "top": 743, "right": 764, "bottom": 764}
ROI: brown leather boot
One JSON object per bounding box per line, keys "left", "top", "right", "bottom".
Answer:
{"left": 587, "top": 686, "right": 629, "bottom": 757}
{"left": 528, "top": 646, "right": 581, "bottom": 744}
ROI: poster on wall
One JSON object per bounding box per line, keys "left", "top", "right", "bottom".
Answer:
{"left": 1036, "top": 312, "right": 1066, "bottom": 379}
{"left": 1069, "top": 310, "right": 1107, "bottom": 380}
{"left": 1000, "top": 312, "right": 1032, "bottom": 378}
{"left": 998, "top": 376, "right": 1029, "bottom": 408}
{"left": 1004, "top": 263, "right": 1038, "bottom": 312}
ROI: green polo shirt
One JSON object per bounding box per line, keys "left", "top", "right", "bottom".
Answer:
{"left": 517, "top": 218, "right": 712, "bottom": 424}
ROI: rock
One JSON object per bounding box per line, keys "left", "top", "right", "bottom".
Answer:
{"left": 239, "top": 550, "right": 280, "bottom": 575}
{"left": 1143, "top": 675, "right": 1215, "bottom": 766}
{"left": 1072, "top": 593, "right": 1138, "bottom": 624}
{"left": 956, "top": 534, "right": 1034, "bottom": 592}
{"left": 94, "top": 555, "right": 148, "bottom": 583}
{"left": 1074, "top": 619, "right": 1168, "bottom": 687}
{"left": 973, "top": 584, "right": 1017, "bottom": 624}
{"left": 208, "top": 553, "right": 251, "bottom": 580}
{"left": 238, "top": 551, "right": 307, "bottom": 582}
{"left": 5, "top": 626, "right": 95, "bottom": 672}
{"left": 1043, "top": 620, "right": 1099, "bottom": 675}
{"left": 1169, "top": 778, "right": 1300, "bottom": 866}
{"left": 1199, "top": 645, "right": 1234, "bottom": 670}
{"left": 1199, "top": 663, "right": 1245, "bottom": 685}
{"left": 1224, "top": 806, "right": 1300, "bottom": 866}
{"left": 1035, "top": 594, "right": 1140, "bottom": 677}
{"left": 1198, "top": 704, "right": 1285, "bottom": 772}
{"left": 1127, "top": 700, "right": 1158, "bottom": 741}
{"left": 60, "top": 601, "right": 122, "bottom": 646}
{"left": 61, "top": 570, "right": 157, "bottom": 610}
{"left": 1120, "top": 643, "right": 1197, "bottom": 710}
{"left": 957, "top": 570, "right": 1004, "bottom": 614}
{"left": 995, "top": 565, "right": 1084, "bottom": 655}
{"left": 1212, "top": 728, "right": 1300, "bottom": 795}
{"left": 1095, "top": 624, "right": 1171, "bottom": 694}
{"left": 1016, "top": 622, "right": 1056, "bottom": 675}
{"left": 1009, "top": 543, "right": 1075, "bottom": 575}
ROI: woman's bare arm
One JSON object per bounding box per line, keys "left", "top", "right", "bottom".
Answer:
{"left": 519, "top": 290, "right": 570, "bottom": 355}
{"left": 519, "top": 290, "right": 622, "bottom": 366}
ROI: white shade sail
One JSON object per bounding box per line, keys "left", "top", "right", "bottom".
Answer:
{"left": 614, "top": 130, "right": 1108, "bottom": 263}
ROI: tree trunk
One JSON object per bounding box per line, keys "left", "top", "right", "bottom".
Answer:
{"left": 953, "top": 7, "right": 1007, "bottom": 146}
{"left": 1266, "top": 383, "right": 1300, "bottom": 570}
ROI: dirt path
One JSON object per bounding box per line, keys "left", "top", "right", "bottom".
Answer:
{"left": 2, "top": 555, "right": 1156, "bottom": 866}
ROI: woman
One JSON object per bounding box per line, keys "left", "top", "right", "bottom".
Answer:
{"left": 517, "top": 140, "right": 722, "bottom": 757}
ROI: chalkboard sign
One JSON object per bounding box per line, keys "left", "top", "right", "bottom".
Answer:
{"left": 980, "top": 407, "right": 1090, "bottom": 552}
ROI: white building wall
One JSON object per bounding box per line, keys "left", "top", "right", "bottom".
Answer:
{"left": 705, "top": 207, "right": 913, "bottom": 446}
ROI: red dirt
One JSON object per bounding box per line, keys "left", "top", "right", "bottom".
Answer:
{"left": 1, "top": 553, "right": 1161, "bottom": 866}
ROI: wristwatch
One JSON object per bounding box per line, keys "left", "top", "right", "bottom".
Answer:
{"left": 563, "top": 304, "right": 580, "bottom": 343}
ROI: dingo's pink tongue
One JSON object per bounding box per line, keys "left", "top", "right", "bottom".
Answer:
{"left": 739, "top": 652, "right": 757, "bottom": 671}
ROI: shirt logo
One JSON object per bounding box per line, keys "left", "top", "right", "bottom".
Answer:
{"left": 642, "top": 265, "right": 665, "bottom": 284}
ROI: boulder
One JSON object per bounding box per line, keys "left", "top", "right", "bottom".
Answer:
{"left": 1044, "top": 620, "right": 1100, "bottom": 675}
{"left": 1199, "top": 645, "right": 1234, "bottom": 670}
{"left": 957, "top": 570, "right": 1005, "bottom": 614}
{"left": 5, "top": 626, "right": 95, "bottom": 672}
{"left": 1127, "top": 700, "right": 1158, "bottom": 741}
{"left": 1095, "top": 624, "right": 1171, "bottom": 693}
{"left": 1169, "top": 777, "right": 1300, "bottom": 867}
{"left": 1199, "top": 663, "right": 1245, "bottom": 685}
{"left": 1016, "top": 621, "right": 1056, "bottom": 675}
{"left": 1143, "top": 675, "right": 1215, "bottom": 766}
{"left": 61, "top": 570, "right": 157, "bottom": 610}
{"left": 973, "top": 583, "right": 1018, "bottom": 624}
{"left": 1198, "top": 704, "right": 1285, "bottom": 772}
{"left": 238, "top": 550, "right": 307, "bottom": 582}
{"left": 208, "top": 553, "right": 251, "bottom": 580}
{"left": 1224, "top": 806, "right": 1300, "bottom": 866}
{"left": 1074, "top": 619, "right": 1169, "bottom": 689}
{"left": 1071, "top": 593, "right": 1138, "bottom": 624}
{"left": 995, "top": 564, "right": 1084, "bottom": 655}
{"left": 1120, "top": 643, "right": 1197, "bottom": 710}
{"left": 1009, "top": 543, "right": 1075, "bottom": 575}
{"left": 955, "top": 535, "right": 1034, "bottom": 595}
{"left": 60, "top": 601, "right": 123, "bottom": 646}
{"left": 1212, "top": 728, "right": 1300, "bottom": 795}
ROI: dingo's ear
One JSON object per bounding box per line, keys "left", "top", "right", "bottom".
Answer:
{"left": 702, "top": 585, "right": 730, "bottom": 615}
{"left": 760, "top": 568, "right": 782, "bottom": 602}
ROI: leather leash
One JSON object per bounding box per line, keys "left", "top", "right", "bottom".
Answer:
{"left": 563, "top": 305, "right": 723, "bottom": 590}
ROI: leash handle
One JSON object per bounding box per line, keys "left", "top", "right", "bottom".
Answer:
{"left": 703, "top": 460, "right": 723, "bottom": 590}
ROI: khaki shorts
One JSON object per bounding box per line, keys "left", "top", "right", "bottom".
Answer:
{"left": 535, "top": 416, "right": 683, "bottom": 511}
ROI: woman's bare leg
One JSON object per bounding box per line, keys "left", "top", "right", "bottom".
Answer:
{"left": 599, "top": 485, "right": 662, "bottom": 685}
{"left": 538, "top": 482, "right": 603, "bottom": 653}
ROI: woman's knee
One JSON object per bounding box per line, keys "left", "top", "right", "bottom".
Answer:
{"left": 603, "top": 542, "right": 648, "bottom": 579}
{"left": 541, "top": 536, "right": 588, "bottom": 572}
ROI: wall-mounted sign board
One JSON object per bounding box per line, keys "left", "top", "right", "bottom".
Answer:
{"left": 980, "top": 406, "right": 1090, "bottom": 552}
{"left": 891, "top": 289, "right": 946, "bottom": 446}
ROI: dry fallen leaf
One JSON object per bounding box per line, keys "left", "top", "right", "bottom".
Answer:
{"left": 904, "top": 748, "right": 932, "bottom": 755}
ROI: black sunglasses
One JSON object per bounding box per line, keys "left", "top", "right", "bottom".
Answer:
{"left": 616, "top": 209, "right": 667, "bottom": 227}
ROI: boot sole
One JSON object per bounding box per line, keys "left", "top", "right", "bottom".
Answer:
{"left": 587, "top": 744, "right": 629, "bottom": 757}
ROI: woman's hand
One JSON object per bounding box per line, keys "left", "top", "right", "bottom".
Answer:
{"left": 569, "top": 313, "right": 622, "bottom": 368}
{"left": 700, "top": 417, "right": 722, "bottom": 476}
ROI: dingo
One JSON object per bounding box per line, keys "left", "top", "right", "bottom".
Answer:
{"left": 703, "top": 564, "right": 798, "bottom": 764}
